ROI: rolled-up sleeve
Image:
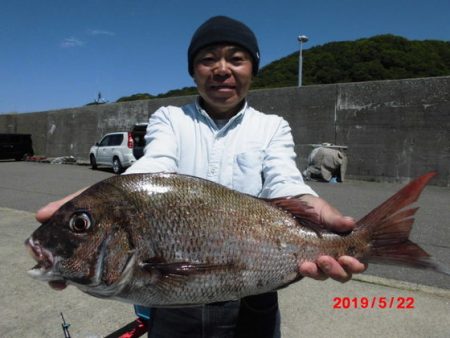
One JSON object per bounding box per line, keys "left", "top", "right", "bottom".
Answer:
{"left": 259, "top": 118, "right": 318, "bottom": 198}
{"left": 125, "top": 107, "right": 178, "bottom": 174}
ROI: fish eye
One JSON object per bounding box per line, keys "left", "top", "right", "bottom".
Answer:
{"left": 69, "top": 212, "right": 93, "bottom": 233}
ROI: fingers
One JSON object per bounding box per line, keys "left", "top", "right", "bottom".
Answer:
{"left": 35, "top": 201, "right": 61, "bottom": 223}
{"left": 317, "top": 256, "right": 352, "bottom": 283}
{"left": 317, "top": 200, "right": 355, "bottom": 232}
{"left": 298, "top": 195, "right": 356, "bottom": 233}
{"left": 326, "top": 215, "right": 356, "bottom": 233}
{"left": 338, "top": 256, "right": 367, "bottom": 274}
{"left": 35, "top": 188, "right": 86, "bottom": 223}
{"left": 299, "top": 261, "right": 328, "bottom": 280}
{"left": 299, "top": 256, "right": 367, "bottom": 283}
{"left": 296, "top": 196, "right": 365, "bottom": 282}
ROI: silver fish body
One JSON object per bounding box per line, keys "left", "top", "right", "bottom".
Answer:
{"left": 25, "top": 172, "right": 445, "bottom": 307}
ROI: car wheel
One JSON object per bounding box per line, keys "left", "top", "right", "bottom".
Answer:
{"left": 90, "top": 154, "right": 97, "bottom": 170}
{"left": 112, "top": 157, "right": 123, "bottom": 174}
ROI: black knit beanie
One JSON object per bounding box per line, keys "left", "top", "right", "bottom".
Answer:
{"left": 188, "top": 16, "right": 260, "bottom": 76}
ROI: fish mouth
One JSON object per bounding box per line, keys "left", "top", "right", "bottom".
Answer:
{"left": 25, "top": 237, "right": 67, "bottom": 290}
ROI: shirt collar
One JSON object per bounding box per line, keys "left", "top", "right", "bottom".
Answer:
{"left": 195, "top": 97, "right": 247, "bottom": 128}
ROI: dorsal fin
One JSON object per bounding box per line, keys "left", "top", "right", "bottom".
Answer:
{"left": 265, "top": 196, "right": 324, "bottom": 237}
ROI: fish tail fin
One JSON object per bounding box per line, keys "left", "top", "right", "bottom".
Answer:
{"left": 356, "top": 172, "right": 449, "bottom": 275}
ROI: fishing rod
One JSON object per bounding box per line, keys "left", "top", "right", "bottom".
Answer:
{"left": 60, "top": 312, "right": 71, "bottom": 338}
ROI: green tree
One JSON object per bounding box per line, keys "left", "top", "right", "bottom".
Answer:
{"left": 116, "top": 93, "right": 154, "bottom": 102}
{"left": 118, "top": 35, "right": 450, "bottom": 99}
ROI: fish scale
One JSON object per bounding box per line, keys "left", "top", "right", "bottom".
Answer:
{"left": 123, "top": 178, "right": 301, "bottom": 305}
{"left": 143, "top": 174, "right": 297, "bottom": 304}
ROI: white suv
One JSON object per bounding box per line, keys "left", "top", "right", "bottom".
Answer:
{"left": 89, "top": 132, "right": 136, "bottom": 174}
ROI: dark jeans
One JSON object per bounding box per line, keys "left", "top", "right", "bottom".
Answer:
{"left": 148, "top": 292, "right": 280, "bottom": 338}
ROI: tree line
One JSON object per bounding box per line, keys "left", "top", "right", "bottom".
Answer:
{"left": 116, "top": 34, "right": 450, "bottom": 102}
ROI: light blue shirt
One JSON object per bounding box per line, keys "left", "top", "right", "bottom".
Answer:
{"left": 125, "top": 99, "right": 317, "bottom": 198}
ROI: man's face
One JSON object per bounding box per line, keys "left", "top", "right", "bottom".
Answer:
{"left": 193, "top": 44, "right": 253, "bottom": 119}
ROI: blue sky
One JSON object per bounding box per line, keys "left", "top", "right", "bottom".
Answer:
{"left": 1, "top": 0, "right": 449, "bottom": 114}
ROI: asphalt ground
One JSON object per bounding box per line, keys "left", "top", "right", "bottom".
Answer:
{"left": 0, "top": 161, "right": 449, "bottom": 337}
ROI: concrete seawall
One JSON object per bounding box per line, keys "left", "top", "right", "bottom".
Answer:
{"left": 1, "top": 76, "right": 449, "bottom": 186}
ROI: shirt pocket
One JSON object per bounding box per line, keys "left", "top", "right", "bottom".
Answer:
{"left": 233, "top": 150, "right": 265, "bottom": 196}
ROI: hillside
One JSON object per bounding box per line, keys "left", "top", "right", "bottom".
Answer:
{"left": 252, "top": 34, "right": 450, "bottom": 89}
{"left": 117, "top": 34, "right": 450, "bottom": 101}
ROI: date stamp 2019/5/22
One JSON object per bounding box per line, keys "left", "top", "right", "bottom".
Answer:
{"left": 333, "top": 296, "right": 415, "bottom": 309}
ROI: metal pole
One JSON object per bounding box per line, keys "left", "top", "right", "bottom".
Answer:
{"left": 298, "top": 42, "right": 303, "bottom": 87}
{"left": 297, "top": 35, "right": 309, "bottom": 87}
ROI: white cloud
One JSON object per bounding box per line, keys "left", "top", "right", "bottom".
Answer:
{"left": 87, "top": 29, "right": 115, "bottom": 36}
{"left": 60, "top": 37, "right": 85, "bottom": 48}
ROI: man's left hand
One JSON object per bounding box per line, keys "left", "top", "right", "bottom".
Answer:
{"left": 296, "top": 195, "right": 367, "bottom": 283}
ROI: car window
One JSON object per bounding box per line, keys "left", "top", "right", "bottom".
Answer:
{"left": 99, "top": 136, "right": 110, "bottom": 147}
{"left": 109, "top": 134, "right": 123, "bottom": 146}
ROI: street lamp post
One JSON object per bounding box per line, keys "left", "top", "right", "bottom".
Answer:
{"left": 297, "top": 35, "right": 309, "bottom": 87}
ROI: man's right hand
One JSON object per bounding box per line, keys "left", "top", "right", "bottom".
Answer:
{"left": 35, "top": 189, "right": 86, "bottom": 223}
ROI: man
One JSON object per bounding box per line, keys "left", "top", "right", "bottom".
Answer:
{"left": 303, "top": 144, "right": 348, "bottom": 182}
{"left": 37, "top": 16, "right": 365, "bottom": 338}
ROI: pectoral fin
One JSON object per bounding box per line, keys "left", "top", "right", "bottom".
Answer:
{"left": 140, "top": 257, "right": 234, "bottom": 277}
